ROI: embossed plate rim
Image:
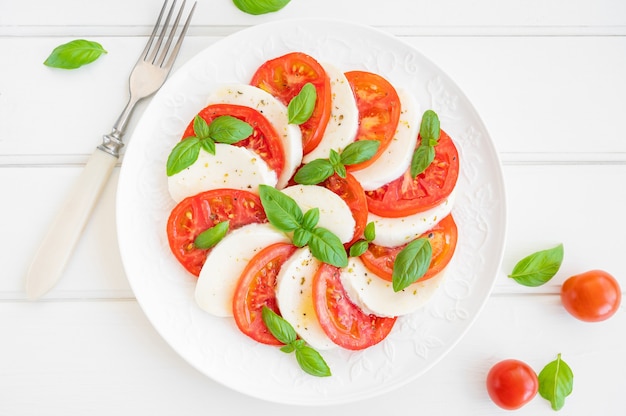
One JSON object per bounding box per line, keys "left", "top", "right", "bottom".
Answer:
{"left": 116, "top": 18, "right": 507, "bottom": 406}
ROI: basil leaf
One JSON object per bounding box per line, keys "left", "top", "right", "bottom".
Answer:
{"left": 262, "top": 306, "right": 298, "bottom": 345}
{"left": 232, "top": 0, "right": 291, "bottom": 15}
{"left": 410, "top": 142, "right": 435, "bottom": 178}
{"left": 193, "top": 115, "right": 211, "bottom": 139}
{"left": 349, "top": 240, "right": 369, "bottom": 258}
{"left": 292, "top": 227, "right": 312, "bottom": 248}
{"left": 364, "top": 221, "right": 376, "bottom": 242}
{"left": 288, "top": 83, "right": 317, "bottom": 125}
{"left": 538, "top": 353, "right": 574, "bottom": 411}
{"left": 193, "top": 221, "right": 229, "bottom": 249}
{"left": 209, "top": 115, "right": 253, "bottom": 144}
{"left": 508, "top": 244, "right": 564, "bottom": 287}
{"left": 259, "top": 185, "right": 303, "bottom": 232}
{"left": 333, "top": 163, "right": 347, "bottom": 179}
{"left": 294, "top": 343, "right": 331, "bottom": 377}
{"left": 200, "top": 137, "right": 216, "bottom": 155}
{"left": 340, "top": 140, "right": 380, "bottom": 166}
{"left": 419, "top": 110, "right": 441, "bottom": 143}
{"left": 308, "top": 228, "right": 348, "bottom": 268}
{"left": 293, "top": 159, "right": 335, "bottom": 185}
{"left": 392, "top": 238, "right": 432, "bottom": 292}
{"left": 166, "top": 137, "right": 201, "bottom": 176}
{"left": 301, "top": 208, "right": 320, "bottom": 231}
{"left": 43, "top": 39, "right": 107, "bottom": 69}
{"left": 328, "top": 149, "right": 341, "bottom": 166}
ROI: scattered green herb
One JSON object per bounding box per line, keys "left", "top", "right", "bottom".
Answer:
{"left": 410, "top": 110, "right": 440, "bottom": 178}
{"left": 232, "top": 0, "right": 291, "bottom": 15}
{"left": 193, "top": 221, "right": 230, "bottom": 249}
{"left": 166, "top": 115, "right": 252, "bottom": 176}
{"left": 349, "top": 222, "right": 376, "bottom": 257}
{"left": 392, "top": 238, "right": 432, "bottom": 292}
{"left": 288, "top": 83, "right": 317, "bottom": 125}
{"left": 44, "top": 39, "right": 107, "bottom": 69}
{"left": 538, "top": 353, "right": 574, "bottom": 411}
{"left": 262, "top": 306, "right": 331, "bottom": 377}
{"left": 509, "top": 244, "right": 564, "bottom": 287}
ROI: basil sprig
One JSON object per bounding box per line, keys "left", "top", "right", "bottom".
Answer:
{"left": 538, "top": 353, "right": 574, "bottom": 411}
{"left": 294, "top": 140, "right": 380, "bottom": 185}
{"left": 261, "top": 306, "right": 331, "bottom": 377}
{"left": 392, "top": 238, "right": 432, "bottom": 292}
{"left": 44, "top": 39, "right": 107, "bottom": 69}
{"left": 166, "top": 115, "right": 253, "bottom": 176}
{"left": 508, "top": 244, "right": 564, "bottom": 287}
{"left": 349, "top": 222, "right": 376, "bottom": 257}
{"left": 259, "top": 185, "right": 348, "bottom": 268}
{"left": 232, "top": 0, "right": 291, "bottom": 15}
{"left": 194, "top": 221, "right": 229, "bottom": 249}
{"left": 410, "top": 110, "right": 440, "bottom": 178}
{"left": 288, "top": 83, "right": 317, "bottom": 125}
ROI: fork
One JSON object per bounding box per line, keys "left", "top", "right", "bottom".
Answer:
{"left": 25, "top": 0, "right": 196, "bottom": 300}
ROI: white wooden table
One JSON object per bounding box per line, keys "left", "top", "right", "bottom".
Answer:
{"left": 2, "top": 1, "right": 625, "bottom": 414}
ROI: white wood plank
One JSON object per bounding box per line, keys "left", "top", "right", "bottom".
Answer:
{"left": 1, "top": 295, "right": 623, "bottom": 415}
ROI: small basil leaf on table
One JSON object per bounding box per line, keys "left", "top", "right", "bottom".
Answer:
{"left": 233, "top": 0, "right": 291, "bottom": 16}
{"left": 509, "top": 243, "right": 564, "bottom": 286}
{"left": 538, "top": 353, "right": 574, "bottom": 411}
{"left": 44, "top": 39, "right": 107, "bottom": 69}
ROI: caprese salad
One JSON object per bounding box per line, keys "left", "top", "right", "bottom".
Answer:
{"left": 164, "top": 51, "right": 460, "bottom": 376}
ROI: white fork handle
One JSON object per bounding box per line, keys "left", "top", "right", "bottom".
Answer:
{"left": 25, "top": 148, "right": 118, "bottom": 300}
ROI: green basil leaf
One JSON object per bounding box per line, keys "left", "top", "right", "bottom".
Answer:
{"left": 333, "top": 163, "right": 347, "bottom": 179}
{"left": 259, "top": 185, "right": 303, "bottom": 232}
{"left": 308, "top": 228, "right": 348, "bottom": 268}
{"left": 293, "top": 159, "right": 335, "bottom": 185}
{"left": 43, "top": 39, "right": 107, "bottom": 69}
{"left": 193, "top": 115, "right": 211, "bottom": 139}
{"left": 538, "top": 353, "right": 574, "bottom": 411}
{"left": 200, "top": 137, "right": 216, "bottom": 155}
{"left": 419, "top": 109, "right": 441, "bottom": 143}
{"left": 288, "top": 82, "right": 317, "bottom": 125}
{"left": 208, "top": 115, "right": 253, "bottom": 144}
{"left": 328, "top": 149, "right": 341, "bottom": 166}
{"left": 280, "top": 344, "right": 295, "bottom": 353}
{"left": 392, "top": 238, "right": 432, "bottom": 292}
{"left": 301, "top": 208, "right": 320, "bottom": 231}
{"left": 166, "top": 137, "right": 201, "bottom": 176}
{"left": 193, "top": 221, "right": 229, "bottom": 249}
{"left": 508, "top": 244, "right": 564, "bottom": 287}
{"left": 232, "top": 0, "right": 291, "bottom": 15}
{"left": 294, "top": 343, "right": 332, "bottom": 377}
{"left": 340, "top": 140, "right": 380, "bottom": 166}
{"left": 292, "top": 227, "right": 312, "bottom": 248}
{"left": 261, "top": 306, "right": 297, "bottom": 345}
{"left": 410, "top": 143, "right": 435, "bottom": 178}
{"left": 349, "top": 240, "right": 369, "bottom": 258}
{"left": 364, "top": 221, "right": 376, "bottom": 242}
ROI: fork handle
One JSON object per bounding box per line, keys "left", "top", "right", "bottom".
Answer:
{"left": 25, "top": 147, "right": 118, "bottom": 300}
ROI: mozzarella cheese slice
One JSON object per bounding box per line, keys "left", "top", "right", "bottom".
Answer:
{"left": 281, "top": 184, "right": 356, "bottom": 244}
{"left": 350, "top": 89, "right": 419, "bottom": 190}
{"left": 340, "top": 257, "right": 446, "bottom": 317}
{"left": 275, "top": 247, "right": 335, "bottom": 350}
{"left": 206, "top": 83, "right": 303, "bottom": 189}
{"left": 369, "top": 190, "right": 456, "bottom": 248}
{"left": 195, "top": 223, "right": 290, "bottom": 317}
{"left": 302, "top": 63, "right": 359, "bottom": 163}
{"left": 168, "top": 144, "right": 277, "bottom": 203}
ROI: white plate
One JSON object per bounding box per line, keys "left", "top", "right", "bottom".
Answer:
{"left": 116, "top": 19, "right": 506, "bottom": 406}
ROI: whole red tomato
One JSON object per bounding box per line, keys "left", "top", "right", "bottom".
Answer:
{"left": 560, "top": 270, "right": 621, "bottom": 322}
{"left": 486, "top": 359, "right": 538, "bottom": 410}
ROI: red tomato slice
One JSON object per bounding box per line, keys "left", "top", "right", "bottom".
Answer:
{"left": 360, "top": 214, "right": 458, "bottom": 282}
{"left": 183, "top": 103, "right": 285, "bottom": 180}
{"left": 320, "top": 172, "right": 368, "bottom": 249}
{"left": 166, "top": 189, "right": 267, "bottom": 276}
{"left": 312, "top": 263, "right": 397, "bottom": 350}
{"left": 250, "top": 52, "right": 332, "bottom": 155}
{"left": 344, "top": 70, "right": 401, "bottom": 171}
{"left": 233, "top": 243, "right": 297, "bottom": 345}
{"left": 365, "top": 129, "right": 459, "bottom": 217}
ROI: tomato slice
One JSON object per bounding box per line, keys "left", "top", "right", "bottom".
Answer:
{"left": 250, "top": 52, "right": 332, "bottom": 155}
{"left": 233, "top": 243, "right": 297, "bottom": 345}
{"left": 312, "top": 263, "right": 397, "bottom": 350}
{"left": 344, "top": 71, "right": 401, "bottom": 171}
{"left": 166, "top": 189, "right": 267, "bottom": 276}
{"left": 320, "top": 172, "right": 368, "bottom": 249}
{"left": 183, "top": 103, "right": 285, "bottom": 179}
{"left": 365, "top": 129, "right": 459, "bottom": 217}
{"left": 360, "top": 214, "right": 458, "bottom": 282}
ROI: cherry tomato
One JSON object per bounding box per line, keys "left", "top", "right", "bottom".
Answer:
{"left": 312, "top": 263, "right": 396, "bottom": 350}
{"left": 250, "top": 52, "right": 332, "bottom": 155}
{"left": 365, "top": 129, "right": 459, "bottom": 218}
{"left": 360, "top": 214, "right": 458, "bottom": 282}
{"left": 344, "top": 70, "right": 401, "bottom": 172}
{"left": 166, "top": 189, "right": 267, "bottom": 276}
{"left": 486, "top": 359, "right": 538, "bottom": 410}
{"left": 183, "top": 103, "right": 286, "bottom": 179}
{"left": 560, "top": 270, "right": 621, "bottom": 322}
{"left": 233, "top": 243, "right": 297, "bottom": 345}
